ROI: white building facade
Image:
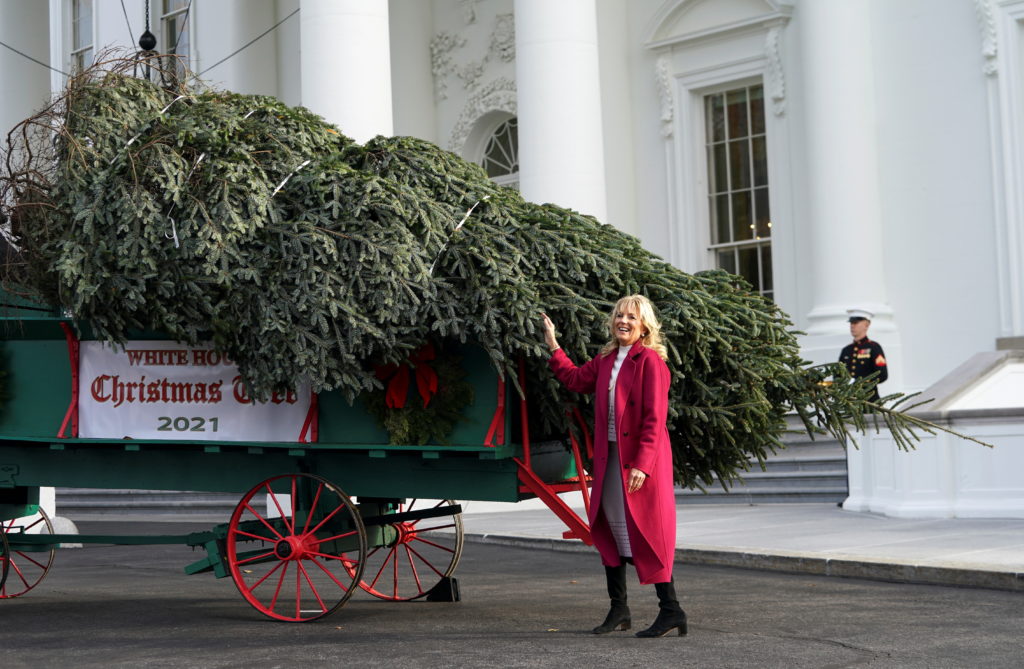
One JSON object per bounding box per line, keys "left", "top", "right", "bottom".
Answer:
{"left": 2, "top": 0, "right": 1022, "bottom": 516}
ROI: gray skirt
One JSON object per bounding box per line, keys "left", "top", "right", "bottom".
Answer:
{"left": 601, "top": 441, "right": 632, "bottom": 558}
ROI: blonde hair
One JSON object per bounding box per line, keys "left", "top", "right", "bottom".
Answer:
{"left": 599, "top": 294, "right": 668, "bottom": 361}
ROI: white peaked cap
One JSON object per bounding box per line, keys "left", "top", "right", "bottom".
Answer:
{"left": 846, "top": 308, "right": 874, "bottom": 321}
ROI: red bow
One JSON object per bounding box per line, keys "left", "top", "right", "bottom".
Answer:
{"left": 374, "top": 344, "right": 439, "bottom": 409}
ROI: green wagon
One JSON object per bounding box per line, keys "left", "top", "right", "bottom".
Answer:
{"left": 0, "top": 297, "right": 594, "bottom": 621}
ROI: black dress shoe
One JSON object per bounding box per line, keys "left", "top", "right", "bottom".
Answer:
{"left": 635, "top": 609, "right": 687, "bottom": 637}
{"left": 593, "top": 605, "right": 631, "bottom": 634}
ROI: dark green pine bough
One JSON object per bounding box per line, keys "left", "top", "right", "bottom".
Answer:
{"left": 0, "top": 58, "right": 980, "bottom": 490}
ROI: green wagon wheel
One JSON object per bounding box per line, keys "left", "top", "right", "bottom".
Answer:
{"left": 349, "top": 499, "right": 464, "bottom": 601}
{"left": 226, "top": 473, "right": 367, "bottom": 622}
{"left": 0, "top": 507, "right": 56, "bottom": 599}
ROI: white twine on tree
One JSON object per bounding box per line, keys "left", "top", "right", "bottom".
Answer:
{"left": 165, "top": 216, "right": 180, "bottom": 248}
{"left": 272, "top": 159, "right": 312, "bottom": 197}
{"left": 113, "top": 95, "right": 189, "bottom": 164}
{"left": 163, "top": 152, "right": 205, "bottom": 249}
{"left": 429, "top": 195, "right": 490, "bottom": 276}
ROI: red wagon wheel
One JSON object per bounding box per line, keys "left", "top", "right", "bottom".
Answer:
{"left": 0, "top": 508, "right": 56, "bottom": 599}
{"left": 0, "top": 529, "right": 8, "bottom": 595}
{"left": 350, "top": 498, "right": 464, "bottom": 601}
{"left": 226, "top": 474, "right": 366, "bottom": 622}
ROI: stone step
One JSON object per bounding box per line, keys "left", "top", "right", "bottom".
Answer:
{"left": 679, "top": 490, "right": 847, "bottom": 504}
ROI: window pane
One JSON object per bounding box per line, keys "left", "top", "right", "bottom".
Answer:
{"left": 754, "top": 187, "right": 771, "bottom": 238}
{"left": 73, "top": 0, "right": 92, "bottom": 51}
{"left": 731, "top": 191, "right": 752, "bottom": 242}
{"left": 752, "top": 136, "right": 768, "bottom": 187}
{"left": 726, "top": 88, "right": 748, "bottom": 139}
{"left": 750, "top": 85, "right": 765, "bottom": 135}
{"left": 164, "top": 0, "right": 189, "bottom": 12}
{"left": 760, "top": 244, "right": 773, "bottom": 293}
{"left": 712, "top": 194, "right": 730, "bottom": 244}
{"left": 483, "top": 118, "right": 519, "bottom": 178}
{"left": 706, "top": 94, "right": 725, "bottom": 143}
{"left": 717, "top": 249, "right": 736, "bottom": 274}
{"left": 709, "top": 144, "right": 727, "bottom": 194}
{"left": 728, "top": 140, "right": 750, "bottom": 190}
{"left": 738, "top": 246, "right": 759, "bottom": 290}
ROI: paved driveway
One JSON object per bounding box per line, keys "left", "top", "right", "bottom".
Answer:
{"left": 1, "top": 521, "right": 1021, "bottom": 668}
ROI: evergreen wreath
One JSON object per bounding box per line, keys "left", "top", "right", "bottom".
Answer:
{"left": 365, "top": 345, "right": 474, "bottom": 446}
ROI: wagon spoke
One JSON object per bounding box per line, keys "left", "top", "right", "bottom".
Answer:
{"left": 305, "top": 502, "right": 346, "bottom": 537}
{"left": 310, "top": 555, "right": 356, "bottom": 591}
{"left": 7, "top": 560, "right": 30, "bottom": 588}
{"left": 301, "top": 483, "right": 324, "bottom": 535}
{"left": 233, "top": 528, "right": 276, "bottom": 543}
{"left": 290, "top": 477, "right": 298, "bottom": 534}
{"left": 297, "top": 561, "right": 328, "bottom": 615}
{"left": 306, "top": 551, "right": 359, "bottom": 567}
{"left": 393, "top": 543, "right": 400, "bottom": 599}
{"left": 404, "top": 545, "right": 424, "bottom": 593}
{"left": 12, "top": 551, "right": 48, "bottom": 571}
{"left": 406, "top": 543, "right": 447, "bottom": 578}
{"left": 264, "top": 482, "right": 294, "bottom": 535}
{"left": 409, "top": 522, "right": 457, "bottom": 533}
{"left": 243, "top": 502, "right": 286, "bottom": 541}
{"left": 412, "top": 536, "right": 456, "bottom": 554}
{"left": 269, "top": 561, "right": 290, "bottom": 613}
{"left": 18, "top": 517, "right": 46, "bottom": 533}
{"left": 249, "top": 559, "right": 286, "bottom": 591}
{"left": 294, "top": 565, "right": 302, "bottom": 619}
{"left": 369, "top": 545, "right": 398, "bottom": 589}
{"left": 234, "top": 550, "right": 277, "bottom": 567}
{"left": 308, "top": 529, "right": 358, "bottom": 545}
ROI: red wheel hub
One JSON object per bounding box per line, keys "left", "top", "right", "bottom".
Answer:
{"left": 394, "top": 522, "right": 417, "bottom": 545}
{"left": 274, "top": 535, "right": 312, "bottom": 561}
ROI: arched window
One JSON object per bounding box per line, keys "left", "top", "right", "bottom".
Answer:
{"left": 481, "top": 118, "right": 519, "bottom": 189}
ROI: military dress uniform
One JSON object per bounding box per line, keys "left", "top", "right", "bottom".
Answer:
{"left": 839, "top": 337, "right": 888, "bottom": 401}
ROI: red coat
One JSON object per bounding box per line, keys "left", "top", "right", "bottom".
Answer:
{"left": 548, "top": 342, "right": 676, "bottom": 584}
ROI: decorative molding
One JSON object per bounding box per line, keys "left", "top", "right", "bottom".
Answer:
{"left": 448, "top": 77, "right": 517, "bottom": 153}
{"left": 491, "top": 13, "right": 515, "bottom": 63}
{"left": 432, "top": 13, "right": 515, "bottom": 100}
{"left": 430, "top": 31, "right": 467, "bottom": 100}
{"left": 974, "top": 0, "right": 998, "bottom": 76}
{"left": 459, "top": 59, "right": 486, "bottom": 91}
{"left": 655, "top": 56, "right": 674, "bottom": 138}
{"left": 765, "top": 25, "right": 786, "bottom": 116}
{"left": 459, "top": 0, "right": 479, "bottom": 25}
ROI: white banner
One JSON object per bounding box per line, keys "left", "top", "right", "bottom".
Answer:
{"left": 78, "top": 341, "right": 312, "bottom": 442}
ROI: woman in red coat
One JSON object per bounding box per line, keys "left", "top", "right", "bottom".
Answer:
{"left": 541, "top": 295, "right": 686, "bottom": 638}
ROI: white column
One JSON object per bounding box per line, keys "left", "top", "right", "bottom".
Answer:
{"left": 797, "top": 0, "right": 902, "bottom": 384}
{"left": 0, "top": 0, "right": 51, "bottom": 141}
{"left": 299, "top": 0, "right": 392, "bottom": 143}
{"left": 514, "top": 0, "right": 607, "bottom": 222}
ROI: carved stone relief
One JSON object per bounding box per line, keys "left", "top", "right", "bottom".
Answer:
{"left": 491, "top": 13, "right": 515, "bottom": 63}
{"left": 655, "top": 56, "right": 674, "bottom": 138}
{"left": 765, "top": 25, "right": 786, "bottom": 116}
{"left": 459, "top": 0, "right": 479, "bottom": 25}
{"left": 448, "top": 77, "right": 518, "bottom": 153}
{"left": 432, "top": 12, "right": 516, "bottom": 100}
{"left": 431, "top": 31, "right": 468, "bottom": 100}
{"left": 973, "top": 0, "right": 998, "bottom": 76}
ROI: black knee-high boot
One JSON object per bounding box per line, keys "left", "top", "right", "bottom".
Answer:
{"left": 635, "top": 578, "right": 687, "bottom": 638}
{"left": 592, "top": 564, "right": 631, "bottom": 634}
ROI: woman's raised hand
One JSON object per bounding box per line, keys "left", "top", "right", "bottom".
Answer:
{"left": 540, "top": 312, "right": 560, "bottom": 352}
